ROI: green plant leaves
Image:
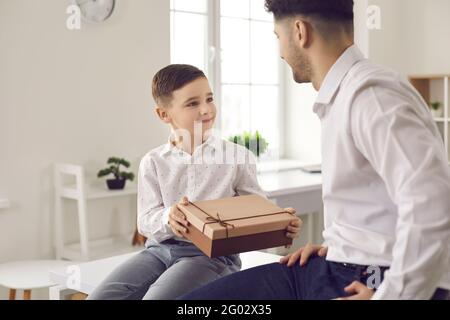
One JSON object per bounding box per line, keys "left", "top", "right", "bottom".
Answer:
{"left": 228, "top": 131, "right": 269, "bottom": 157}
{"left": 98, "top": 157, "right": 134, "bottom": 181}
{"left": 430, "top": 101, "right": 442, "bottom": 110}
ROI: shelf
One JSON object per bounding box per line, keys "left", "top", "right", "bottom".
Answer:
{"left": 434, "top": 118, "right": 449, "bottom": 122}
{"left": 409, "top": 74, "right": 450, "bottom": 80}
{"left": 0, "top": 199, "right": 10, "bottom": 209}
{"left": 410, "top": 74, "right": 450, "bottom": 163}
{"left": 258, "top": 169, "right": 322, "bottom": 198}
{"left": 60, "top": 184, "right": 137, "bottom": 200}
{"left": 61, "top": 233, "right": 141, "bottom": 261}
{"left": 257, "top": 159, "right": 311, "bottom": 173}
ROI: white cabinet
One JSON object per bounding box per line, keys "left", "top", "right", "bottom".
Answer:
{"left": 410, "top": 75, "right": 450, "bottom": 162}
{"left": 54, "top": 164, "right": 139, "bottom": 261}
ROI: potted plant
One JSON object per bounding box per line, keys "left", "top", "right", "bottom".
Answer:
{"left": 430, "top": 101, "right": 443, "bottom": 118}
{"left": 97, "top": 157, "right": 135, "bottom": 190}
{"left": 228, "top": 131, "right": 269, "bottom": 158}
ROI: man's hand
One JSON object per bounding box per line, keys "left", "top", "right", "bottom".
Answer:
{"left": 335, "top": 281, "right": 374, "bottom": 300}
{"left": 283, "top": 208, "right": 302, "bottom": 248}
{"left": 280, "top": 243, "right": 328, "bottom": 267}
{"left": 168, "top": 196, "right": 190, "bottom": 238}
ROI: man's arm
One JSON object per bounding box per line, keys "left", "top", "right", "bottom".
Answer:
{"left": 350, "top": 85, "right": 450, "bottom": 299}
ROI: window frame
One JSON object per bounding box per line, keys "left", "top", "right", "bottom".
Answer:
{"left": 170, "top": 0, "right": 286, "bottom": 159}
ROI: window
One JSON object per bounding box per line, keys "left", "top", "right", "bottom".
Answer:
{"left": 170, "top": 0, "right": 282, "bottom": 158}
{"left": 170, "top": 0, "right": 209, "bottom": 73}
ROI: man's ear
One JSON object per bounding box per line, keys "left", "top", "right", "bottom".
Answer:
{"left": 155, "top": 106, "right": 171, "bottom": 123}
{"left": 294, "top": 19, "right": 312, "bottom": 48}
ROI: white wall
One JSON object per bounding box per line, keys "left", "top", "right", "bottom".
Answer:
{"left": 354, "top": 0, "right": 369, "bottom": 58}
{"left": 283, "top": 73, "right": 320, "bottom": 164}
{"left": 369, "top": 0, "right": 450, "bottom": 76}
{"left": 0, "top": 0, "right": 170, "bottom": 298}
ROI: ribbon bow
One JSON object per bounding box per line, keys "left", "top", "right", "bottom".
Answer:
{"left": 202, "top": 212, "right": 235, "bottom": 238}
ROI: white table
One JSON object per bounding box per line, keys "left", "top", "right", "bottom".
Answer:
{"left": 48, "top": 251, "right": 282, "bottom": 300}
{"left": 258, "top": 169, "right": 323, "bottom": 244}
{"left": 0, "top": 260, "right": 73, "bottom": 300}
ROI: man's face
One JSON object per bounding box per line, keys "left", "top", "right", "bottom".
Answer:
{"left": 165, "top": 77, "right": 217, "bottom": 139}
{"left": 274, "top": 19, "right": 312, "bottom": 84}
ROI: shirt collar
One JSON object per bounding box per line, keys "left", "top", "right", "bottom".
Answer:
{"left": 313, "top": 45, "right": 365, "bottom": 115}
{"left": 158, "top": 133, "right": 221, "bottom": 157}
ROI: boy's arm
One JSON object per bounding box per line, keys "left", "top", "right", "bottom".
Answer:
{"left": 351, "top": 85, "right": 450, "bottom": 299}
{"left": 137, "top": 156, "right": 175, "bottom": 243}
{"left": 234, "top": 150, "right": 267, "bottom": 198}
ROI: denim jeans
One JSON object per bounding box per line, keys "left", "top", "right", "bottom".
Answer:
{"left": 179, "top": 255, "right": 449, "bottom": 300}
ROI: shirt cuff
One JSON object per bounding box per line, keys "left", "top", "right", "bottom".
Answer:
{"left": 162, "top": 206, "right": 171, "bottom": 226}
{"left": 371, "top": 281, "right": 387, "bottom": 300}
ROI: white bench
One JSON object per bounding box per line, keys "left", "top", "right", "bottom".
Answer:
{"left": 48, "top": 250, "right": 282, "bottom": 300}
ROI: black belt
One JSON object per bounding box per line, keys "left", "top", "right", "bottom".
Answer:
{"left": 333, "top": 261, "right": 389, "bottom": 274}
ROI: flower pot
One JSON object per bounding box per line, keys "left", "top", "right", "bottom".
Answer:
{"left": 106, "top": 178, "right": 126, "bottom": 190}
{"left": 431, "top": 108, "right": 443, "bottom": 118}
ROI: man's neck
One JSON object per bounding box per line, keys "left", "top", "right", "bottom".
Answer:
{"left": 311, "top": 42, "right": 354, "bottom": 91}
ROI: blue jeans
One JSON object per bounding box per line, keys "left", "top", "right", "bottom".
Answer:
{"left": 88, "top": 239, "right": 241, "bottom": 300}
{"left": 179, "top": 255, "right": 449, "bottom": 300}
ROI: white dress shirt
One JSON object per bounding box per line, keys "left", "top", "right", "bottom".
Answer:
{"left": 137, "top": 135, "right": 266, "bottom": 244}
{"left": 315, "top": 45, "right": 450, "bottom": 299}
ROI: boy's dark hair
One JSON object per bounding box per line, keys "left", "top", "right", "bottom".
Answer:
{"left": 265, "top": 0, "right": 354, "bottom": 37}
{"left": 152, "top": 64, "right": 206, "bottom": 106}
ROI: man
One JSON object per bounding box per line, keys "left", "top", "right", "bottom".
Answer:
{"left": 180, "top": 0, "right": 450, "bottom": 300}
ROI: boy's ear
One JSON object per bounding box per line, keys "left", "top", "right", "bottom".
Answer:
{"left": 155, "top": 106, "right": 171, "bottom": 123}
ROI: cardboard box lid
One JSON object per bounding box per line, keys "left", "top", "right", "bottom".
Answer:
{"left": 177, "top": 194, "right": 295, "bottom": 240}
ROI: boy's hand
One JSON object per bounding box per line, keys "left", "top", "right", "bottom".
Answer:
{"left": 284, "top": 208, "right": 302, "bottom": 248}
{"left": 168, "top": 196, "right": 190, "bottom": 238}
{"left": 279, "top": 243, "right": 328, "bottom": 267}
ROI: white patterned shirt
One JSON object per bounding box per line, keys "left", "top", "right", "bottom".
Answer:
{"left": 137, "top": 135, "right": 266, "bottom": 244}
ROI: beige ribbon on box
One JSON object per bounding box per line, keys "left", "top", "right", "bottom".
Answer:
{"left": 188, "top": 201, "right": 291, "bottom": 239}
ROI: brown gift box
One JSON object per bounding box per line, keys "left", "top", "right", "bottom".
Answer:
{"left": 176, "top": 194, "right": 297, "bottom": 258}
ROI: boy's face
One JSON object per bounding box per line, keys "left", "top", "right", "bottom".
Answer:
{"left": 157, "top": 77, "right": 216, "bottom": 139}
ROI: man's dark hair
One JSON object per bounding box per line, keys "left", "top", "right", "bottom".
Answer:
{"left": 265, "top": 0, "right": 354, "bottom": 37}
{"left": 152, "top": 64, "right": 206, "bottom": 106}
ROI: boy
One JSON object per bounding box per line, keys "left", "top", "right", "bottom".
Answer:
{"left": 88, "top": 64, "right": 302, "bottom": 300}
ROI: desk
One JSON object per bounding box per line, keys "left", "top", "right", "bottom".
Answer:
{"left": 48, "top": 250, "right": 283, "bottom": 300}
{"left": 258, "top": 169, "right": 323, "bottom": 245}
